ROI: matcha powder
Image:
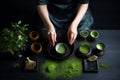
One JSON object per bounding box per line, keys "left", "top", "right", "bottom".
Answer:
{"left": 60, "top": 58, "right": 83, "bottom": 78}
{"left": 40, "top": 60, "right": 59, "bottom": 80}
{"left": 40, "top": 58, "right": 83, "bottom": 79}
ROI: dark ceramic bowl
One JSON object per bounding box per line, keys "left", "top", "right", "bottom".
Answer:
{"left": 47, "top": 42, "right": 74, "bottom": 60}
{"left": 77, "top": 42, "right": 92, "bottom": 58}
{"left": 96, "top": 43, "right": 105, "bottom": 51}
{"left": 93, "top": 43, "right": 105, "bottom": 57}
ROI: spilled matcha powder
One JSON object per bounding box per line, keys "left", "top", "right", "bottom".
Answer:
{"left": 40, "top": 58, "right": 83, "bottom": 79}
{"left": 40, "top": 60, "right": 59, "bottom": 80}
{"left": 60, "top": 58, "right": 83, "bottom": 78}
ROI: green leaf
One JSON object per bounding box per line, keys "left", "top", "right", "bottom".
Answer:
{"left": 100, "top": 63, "right": 109, "bottom": 69}
{"left": 13, "top": 63, "right": 20, "bottom": 68}
{"left": 11, "top": 22, "right": 15, "bottom": 27}
{"left": 18, "top": 20, "right": 21, "bottom": 25}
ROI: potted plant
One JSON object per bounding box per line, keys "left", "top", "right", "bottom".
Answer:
{"left": 0, "top": 20, "right": 29, "bottom": 56}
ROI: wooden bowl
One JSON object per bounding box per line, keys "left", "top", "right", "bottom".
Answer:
{"left": 31, "top": 42, "right": 42, "bottom": 54}
{"left": 29, "top": 31, "right": 39, "bottom": 41}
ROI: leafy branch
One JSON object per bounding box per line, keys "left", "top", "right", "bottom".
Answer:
{"left": 0, "top": 21, "right": 29, "bottom": 55}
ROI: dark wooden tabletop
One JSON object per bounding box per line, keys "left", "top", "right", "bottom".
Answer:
{"left": 0, "top": 30, "right": 120, "bottom": 80}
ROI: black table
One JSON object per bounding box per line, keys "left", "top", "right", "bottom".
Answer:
{"left": 0, "top": 30, "right": 120, "bottom": 80}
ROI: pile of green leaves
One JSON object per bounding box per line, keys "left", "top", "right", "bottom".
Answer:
{"left": 0, "top": 21, "right": 29, "bottom": 55}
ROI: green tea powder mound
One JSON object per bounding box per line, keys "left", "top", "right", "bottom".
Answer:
{"left": 60, "top": 58, "right": 83, "bottom": 78}
{"left": 40, "top": 58, "right": 83, "bottom": 79}
{"left": 40, "top": 60, "right": 59, "bottom": 79}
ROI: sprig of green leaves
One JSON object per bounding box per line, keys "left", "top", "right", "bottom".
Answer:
{"left": 0, "top": 20, "right": 29, "bottom": 55}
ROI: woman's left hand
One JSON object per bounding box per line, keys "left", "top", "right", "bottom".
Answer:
{"left": 67, "top": 24, "right": 78, "bottom": 45}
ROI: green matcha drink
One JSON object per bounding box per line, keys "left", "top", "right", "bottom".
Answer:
{"left": 79, "top": 45, "right": 90, "bottom": 54}
{"left": 90, "top": 30, "right": 99, "bottom": 39}
{"left": 80, "top": 30, "right": 89, "bottom": 38}
{"left": 96, "top": 43, "right": 105, "bottom": 51}
{"left": 55, "top": 43, "right": 67, "bottom": 54}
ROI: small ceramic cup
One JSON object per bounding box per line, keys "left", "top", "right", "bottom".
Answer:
{"left": 31, "top": 42, "right": 42, "bottom": 54}
{"left": 29, "top": 31, "right": 39, "bottom": 41}
{"left": 78, "top": 42, "right": 92, "bottom": 58}
{"left": 94, "top": 43, "right": 105, "bottom": 57}
{"left": 90, "top": 30, "right": 99, "bottom": 39}
{"left": 79, "top": 30, "right": 89, "bottom": 39}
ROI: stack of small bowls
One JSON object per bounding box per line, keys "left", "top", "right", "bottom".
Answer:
{"left": 29, "top": 31, "right": 42, "bottom": 55}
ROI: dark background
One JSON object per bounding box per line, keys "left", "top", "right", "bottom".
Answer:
{"left": 0, "top": 0, "right": 120, "bottom": 30}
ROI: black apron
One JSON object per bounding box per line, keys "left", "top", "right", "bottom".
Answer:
{"left": 37, "top": 0, "right": 94, "bottom": 30}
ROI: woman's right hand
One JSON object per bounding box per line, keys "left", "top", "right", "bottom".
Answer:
{"left": 37, "top": 5, "right": 57, "bottom": 46}
{"left": 47, "top": 27, "right": 57, "bottom": 47}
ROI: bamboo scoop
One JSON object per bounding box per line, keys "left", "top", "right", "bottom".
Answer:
{"left": 25, "top": 57, "right": 36, "bottom": 70}
{"left": 87, "top": 55, "right": 98, "bottom": 62}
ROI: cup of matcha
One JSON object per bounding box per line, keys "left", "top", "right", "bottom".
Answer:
{"left": 94, "top": 43, "right": 105, "bottom": 57}
{"left": 78, "top": 42, "right": 91, "bottom": 58}
{"left": 96, "top": 43, "right": 105, "bottom": 51}
{"left": 29, "top": 31, "right": 39, "bottom": 41}
{"left": 80, "top": 30, "right": 89, "bottom": 39}
{"left": 90, "top": 30, "right": 99, "bottom": 39}
{"left": 55, "top": 43, "right": 68, "bottom": 55}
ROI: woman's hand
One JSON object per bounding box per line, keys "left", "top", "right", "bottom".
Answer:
{"left": 67, "top": 24, "right": 78, "bottom": 45}
{"left": 67, "top": 4, "right": 88, "bottom": 45}
{"left": 48, "top": 27, "right": 57, "bottom": 47}
{"left": 37, "top": 5, "right": 57, "bottom": 46}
